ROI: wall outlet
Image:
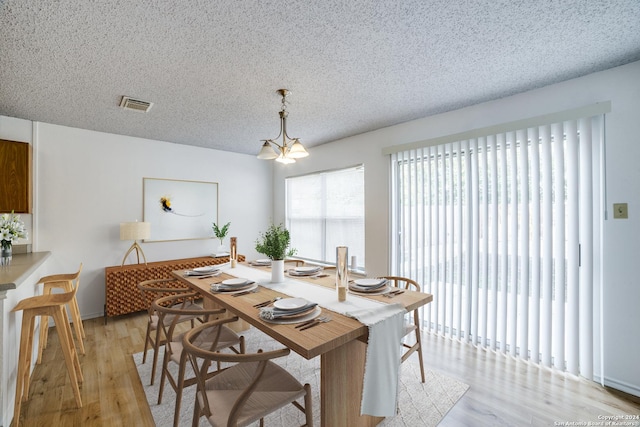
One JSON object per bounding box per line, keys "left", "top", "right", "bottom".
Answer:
{"left": 613, "top": 203, "right": 628, "bottom": 219}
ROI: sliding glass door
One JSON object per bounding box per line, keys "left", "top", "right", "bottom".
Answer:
{"left": 390, "top": 113, "right": 603, "bottom": 378}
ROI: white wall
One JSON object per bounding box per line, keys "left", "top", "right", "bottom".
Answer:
{"left": 32, "top": 122, "right": 273, "bottom": 319}
{"left": 0, "top": 116, "right": 274, "bottom": 425}
{"left": 274, "top": 60, "right": 640, "bottom": 396}
{"left": 0, "top": 115, "right": 43, "bottom": 427}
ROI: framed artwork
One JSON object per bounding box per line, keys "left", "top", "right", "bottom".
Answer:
{"left": 143, "top": 178, "right": 218, "bottom": 242}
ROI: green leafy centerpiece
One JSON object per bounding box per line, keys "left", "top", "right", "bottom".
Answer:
{"left": 255, "top": 223, "right": 296, "bottom": 282}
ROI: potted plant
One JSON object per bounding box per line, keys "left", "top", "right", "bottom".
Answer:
{"left": 255, "top": 223, "right": 296, "bottom": 282}
{"left": 212, "top": 221, "right": 231, "bottom": 254}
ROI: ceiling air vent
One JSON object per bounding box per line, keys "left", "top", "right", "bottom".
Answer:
{"left": 119, "top": 96, "right": 153, "bottom": 113}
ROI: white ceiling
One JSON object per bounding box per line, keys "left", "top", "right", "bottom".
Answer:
{"left": 1, "top": 0, "right": 639, "bottom": 156}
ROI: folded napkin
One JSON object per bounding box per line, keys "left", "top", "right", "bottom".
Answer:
{"left": 259, "top": 303, "right": 318, "bottom": 320}
{"left": 184, "top": 269, "right": 221, "bottom": 277}
{"left": 210, "top": 281, "right": 254, "bottom": 292}
{"left": 288, "top": 268, "right": 322, "bottom": 276}
{"left": 346, "top": 303, "right": 406, "bottom": 417}
{"left": 349, "top": 279, "right": 388, "bottom": 291}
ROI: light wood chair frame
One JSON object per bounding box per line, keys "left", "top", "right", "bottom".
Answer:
{"left": 154, "top": 293, "right": 246, "bottom": 427}
{"left": 183, "top": 319, "right": 313, "bottom": 427}
{"left": 381, "top": 275, "right": 426, "bottom": 383}
{"left": 137, "top": 278, "right": 194, "bottom": 385}
{"left": 37, "top": 263, "right": 84, "bottom": 362}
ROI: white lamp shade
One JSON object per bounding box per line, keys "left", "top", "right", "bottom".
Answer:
{"left": 257, "top": 141, "right": 278, "bottom": 159}
{"left": 120, "top": 222, "right": 151, "bottom": 241}
{"left": 287, "top": 139, "right": 309, "bottom": 158}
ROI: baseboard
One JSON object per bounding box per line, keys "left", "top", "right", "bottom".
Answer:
{"left": 82, "top": 310, "right": 110, "bottom": 320}
{"left": 603, "top": 376, "right": 640, "bottom": 398}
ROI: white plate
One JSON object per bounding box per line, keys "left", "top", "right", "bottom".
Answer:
{"left": 294, "top": 266, "right": 320, "bottom": 273}
{"left": 211, "top": 283, "right": 258, "bottom": 294}
{"left": 261, "top": 306, "right": 322, "bottom": 325}
{"left": 213, "top": 252, "right": 230, "bottom": 257}
{"left": 349, "top": 285, "right": 390, "bottom": 296}
{"left": 193, "top": 266, "right": 219, "bottom": 272}
{"left": 274, "top": 297, "right": 308, "bottom": 310}
{"left": 288, "top": 270, "right": 316, "bottom": 276}
{"left": 222, "top": 278, "right": 249, "bottom": 286}
{"left": 354, "top": 278, "right": 386, "bottom": 287}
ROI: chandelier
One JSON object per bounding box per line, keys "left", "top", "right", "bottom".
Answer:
{"left": 257, "top": 89, "right": 309, "bottom": 163}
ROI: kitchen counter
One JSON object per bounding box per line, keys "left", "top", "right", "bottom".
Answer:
{"left": 0, "top": 252, "right": 52, "bottom": 292}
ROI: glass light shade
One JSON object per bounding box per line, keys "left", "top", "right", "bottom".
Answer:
{"left": 120, "top": 221, "right": 150, "bottom": 241}
{"left": 257, "top": 141, "right": 278, "bottom": 159}
{"left": 275, "top": 152, "right": 296, "bottom": 164}
{"left": 287, "top": 139, "right": 309, "bottom": 158}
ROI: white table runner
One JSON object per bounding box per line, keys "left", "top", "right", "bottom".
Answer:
{"left": 226, "top": 264, "right": 406, "bottom": 417}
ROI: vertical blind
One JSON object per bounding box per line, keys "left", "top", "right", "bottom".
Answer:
{"left": 390, "top": 114, "right": 603, "bottom": 377}
{"left": 286, "top": 165, "right": 365, "bottom": 268}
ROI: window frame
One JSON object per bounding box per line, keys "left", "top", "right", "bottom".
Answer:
{"left": 285, "top": 164, "right": 365, "bottom": 270}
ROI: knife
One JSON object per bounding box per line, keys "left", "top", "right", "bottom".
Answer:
{"left": 295, "top": 318, "right": 318, "bottom": 329}
{"left": 231, "top": 283, "right": 257, "bottom": 297}
{"left": 196, "top": 274, "right": 219, "bottom": 279}
{"left": 299, "top": 320, "right": 322, "bottom": 331}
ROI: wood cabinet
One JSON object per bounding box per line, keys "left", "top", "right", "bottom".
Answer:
{"left": 0, "top": 139, "right": 32, "bottom": 213}
{"left": 104, "top": 255, "right": 245, "bottom": 317}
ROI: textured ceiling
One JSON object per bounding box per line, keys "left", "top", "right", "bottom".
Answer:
{"left": 1, "top": 0, "right": 640, "bottom": 156}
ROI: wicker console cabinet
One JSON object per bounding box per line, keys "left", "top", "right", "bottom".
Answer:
{"left": 104, "top": 255, "right": 244, "bottom": 318}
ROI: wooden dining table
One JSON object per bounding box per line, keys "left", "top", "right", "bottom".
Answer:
{"left": 171, "top": 263, "right": 433, "bottom": 427}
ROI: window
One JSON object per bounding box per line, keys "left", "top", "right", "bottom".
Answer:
{"left": 286, "top": 165, "right": 364, "bottom": 269}
{"left": 390, "top": 108, "right": 606, "bottom": 379}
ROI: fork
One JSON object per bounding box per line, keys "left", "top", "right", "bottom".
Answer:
{"left": 383, "top": 289, "right": 405, "bottom": 298}
{"left": 232, "top": 287, "right": 259, "bottom": 297}
{"left": 253, "top": 297, "right": 282, "bottom": 308}
{"left": 295, "top": 316, "right": 327, "bottom": 329}
{"left": 298, "top": 316, "right": 332, "bottom": 330}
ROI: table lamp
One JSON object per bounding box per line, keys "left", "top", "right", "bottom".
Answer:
{"left": 120, "top": 221, "right": 150, "bottom": 266}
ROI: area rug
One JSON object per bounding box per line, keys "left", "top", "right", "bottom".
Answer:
{"left": 133, "top": 328, "right": 468, "bottom": 426}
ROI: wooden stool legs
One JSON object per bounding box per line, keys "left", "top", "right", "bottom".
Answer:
{"left": 12, "top": 295, "right": 83, "bottom": 426}
{"left": 37, "top": 282, "right": 86, "bottom": 363}
{"left": 36, "top": 265, "right": 85, "bottom": 364}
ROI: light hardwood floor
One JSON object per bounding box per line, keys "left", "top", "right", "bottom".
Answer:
{"left": 13, "top": 312, "right": 640, "bottom": 426}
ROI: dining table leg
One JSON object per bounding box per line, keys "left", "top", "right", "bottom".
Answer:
{"left": 201, "top": 296, "right": 250, "bottom": 332}
{"left": 320, "top": 339, "right": 383, "bottom": 427}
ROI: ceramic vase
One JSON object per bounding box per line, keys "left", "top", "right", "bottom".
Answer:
{"left": 271, "top": 259, "right": 285, "bottom": 283}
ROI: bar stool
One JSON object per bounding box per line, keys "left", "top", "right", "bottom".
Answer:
{"left": 12, "top": 290, "right": 83, "bottom": 425}
{"left": 36, "top": 264, "right": 84, "bottom": 363}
